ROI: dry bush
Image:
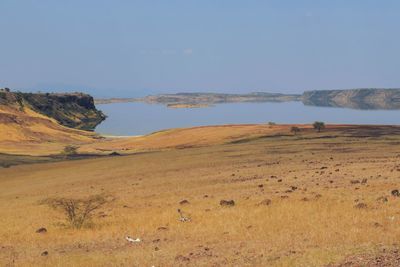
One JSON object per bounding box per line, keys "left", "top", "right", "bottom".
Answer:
{"left": 43, "top": 194, "right": 113, "bottom": 229}
{"left": 313, "top": 121, "right": 325, "bottom": 132}
{"left": 290, "top": 126, "right": 301, "bottom": 135}
{"left": 62, "top": 145, "right": 79, "bottom": 157}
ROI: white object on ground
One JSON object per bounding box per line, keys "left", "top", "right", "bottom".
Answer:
{"left": 178, "top": 209, "right": 191, "bottom": 222}
{"left": 126, "top": 236, "right": 141, "bottom": 243}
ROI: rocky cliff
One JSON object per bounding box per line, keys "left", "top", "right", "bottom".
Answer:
{"left": 302, "top": 89, "right": 400, "bottom": 110}
{"left": 0, "top": 89, "right": 106, "bottom": 130}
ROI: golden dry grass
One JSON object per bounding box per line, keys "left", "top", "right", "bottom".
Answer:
{"left": 1, "top": 125, "right": 400, "bottom": 266}
{"left": 0, "top": 105, "right": 96, "bottom": 155}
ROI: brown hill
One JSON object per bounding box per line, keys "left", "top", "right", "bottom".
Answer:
{"left": 0, "top": 89, "right": 102, "bottom": 155}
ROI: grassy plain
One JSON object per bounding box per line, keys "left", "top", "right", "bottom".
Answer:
{"left": 1, "top": 124, "right": 400, "bottom": 266}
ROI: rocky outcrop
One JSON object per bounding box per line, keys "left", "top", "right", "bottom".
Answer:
{"left": 0, "top": 89, "right": 106, "bottom": 130}
{"left": 302, "top": 89, "right": 400, "bottom": 110}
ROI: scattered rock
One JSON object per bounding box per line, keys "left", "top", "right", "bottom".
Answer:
{"left": 220, "top": 200, "right": 235, "bottom": 207}
{"left": 327, "top": 249, "right": 400, "bottom": 267}
{"left": 175, "top": 255, "right": 190, "bottom": 262}
{"left": 257, "top": 199, "right": 272, "bottom": 206}
{"left": 377, "top": 196, "right": 388, "bottom": 203}
{"left": 361, "top": 178, "right": 368, "bottom": 184}
{"left": 258, "top": 184, "right": 264, "bottom": 188}
{"left": 354, "top": 203, "right": 368, "bottom": 209}
{"left": 157, "top": 226, "right": 168, "bottom": 231}
{"left": 350, "top": 180, "right": 360, "bottom": 184}
{"left": 41, "top": 251, "right": 48, "bottom": 256}
{"left": 98, "top": 212, "right": 107, "bottom": 218}
{"left": 179, "top": 199, "right": 190, "bottom": 205}
{"left": 391, "top": 190, "right": 400, "bottom": 197}
{"left": 301, "top": 197, "right": 309, "bottom": 201}
{"left": 36, "top": 228, "right": 47, "bottom": 234}
{"left": 374, "top": 222, "right": 383, "bottom": 227}
{"left": 314, "top": 194, "right": 322, "bottom": 199}
{"left": 109, "top": 151, "right": 121, "bottom": 156}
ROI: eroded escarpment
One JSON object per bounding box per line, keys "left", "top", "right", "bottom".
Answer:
{"left": 0, "top": 88, "right": 106, "bottom": 130}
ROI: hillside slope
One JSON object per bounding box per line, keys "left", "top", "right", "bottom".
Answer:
{"left": 0, "top": 90, "right": 102, "bottom": 155}
{"left": 2, "top": 125, "right": 400, "bottom": 266}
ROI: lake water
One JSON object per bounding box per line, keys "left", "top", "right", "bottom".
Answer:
{"left": 95, "top": 102, "right": 400, "bottom": 136}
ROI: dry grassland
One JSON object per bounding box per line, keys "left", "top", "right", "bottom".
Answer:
{"left": 1, "top": 125, "right": 400, "bottom": 266}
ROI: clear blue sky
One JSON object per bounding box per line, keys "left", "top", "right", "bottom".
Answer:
{"left": 1, "top": 1, "right": 399, "bottom": 97}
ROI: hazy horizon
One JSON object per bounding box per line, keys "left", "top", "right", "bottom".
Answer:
{"left": 1, "top": 1, "right": 400, "bottom": 97}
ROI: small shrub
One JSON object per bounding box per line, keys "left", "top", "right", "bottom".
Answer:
{"left": 313, "top": 121, "right": 325, "bottom": 132}
{"left": 1, "top": 163, "right": 11, "bottom": 168}
{"left": 290, "top": 126, "right": 301, "bottom": 135}
{"left": 43, "top": 194, "right": 112, "bottom": 229}
{"left": 62, "top": 145, "right": 79, "bottom": 157}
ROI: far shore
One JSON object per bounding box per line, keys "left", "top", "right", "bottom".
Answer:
{"left": 94, "top": 89, "right": 400, "bottom": 110}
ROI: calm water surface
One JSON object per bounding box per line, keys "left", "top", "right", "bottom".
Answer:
{"left": 95, "top": 102, "right": 400, "bottom": 136}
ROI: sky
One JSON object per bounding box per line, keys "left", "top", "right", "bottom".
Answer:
{"left": 1, "top": 0, "right": 400, "bottom": 97}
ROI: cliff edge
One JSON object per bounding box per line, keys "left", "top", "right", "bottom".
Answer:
{"left": 0, "top": 88, "right": 106, "bottom": 130}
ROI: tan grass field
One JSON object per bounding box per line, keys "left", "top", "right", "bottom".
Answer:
{"left": 1, "top": 124, "right": 400, "bottom": 266}
{"left": 0, "top": 105, "right": 96, "bottom": 156}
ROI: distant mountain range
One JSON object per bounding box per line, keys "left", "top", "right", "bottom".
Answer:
{"left": 302, "top": 89, "right": 400, "bottom": 110}
{"left": 95, "top": 88, "right": 400, "bottom": 110}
